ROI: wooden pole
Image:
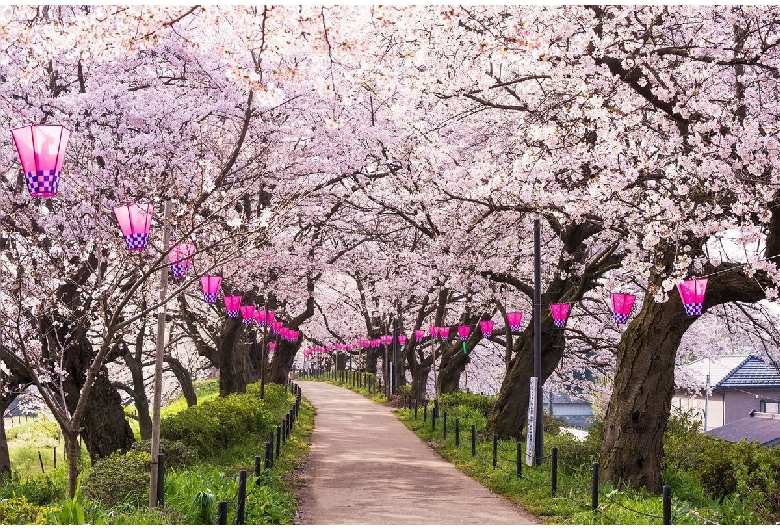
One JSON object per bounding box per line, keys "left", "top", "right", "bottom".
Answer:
{"left": 149, "top": 199, "right": 171, "bottom": 508}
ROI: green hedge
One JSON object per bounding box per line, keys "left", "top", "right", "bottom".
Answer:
{"left": 438, "top": 390, "right": 497, "bottom": 417}
{"left": 81, "top": 449, "right": 150, "bottom": 507}
{"left": 161, "top": 384, "right": 288, "bottom": 458}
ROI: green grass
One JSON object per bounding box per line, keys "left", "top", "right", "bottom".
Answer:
{"left": 392, "top": 406, "right": 771, "bottom": 525}
{"left": 0, "top": 378, "right": 314, "bottom": 525}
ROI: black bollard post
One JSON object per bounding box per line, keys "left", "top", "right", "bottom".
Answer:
{"left": 443, "top": 411, "right": 447, "bottom": 439}
{"left": 492, "top": 434, "right": 498, "bottom": 468}
{"left": 255, "top": 455, "right": 262, "bottom": 477}
{"left": 455, "top": 418, "right": 460, "bottom": 447}
{"left": 157, "top": 453, "right": 166, "bottom": 507}
{"left": 236, "top": 470, "right": 247, "bottom": 524}
{"left": 591, "top": 462, "right": 599, "bottom": 512}
{"left": 276, "top": 425, "right": 282, "bottom": 458}
{"left": 53, "top": 447, "right": 57, "bottom": 469}
{"left": 434, "top": 399, "right": 439, "bottom": 419}
{"left": 471, "top": 424, "right": 476, "bottom": 457}
{"left": 424, "top": 403, "right": 428, "bottom": 422}
{"left": 414, "top": 396, "right": 418, "bottom": 419}
{"left": 268, "top": 431, "right": 275, "bottom": 463}
{"left": 663, "top": 485, "right": 671, "bottom": 525}
{"left": 551, "top": 447, "right": 558, "bottom": 497}
{"left": 38, "top": 451, "right": 44, "bottom": 473}
{"left": 432, "top": 407, "right": 436, "bottom": 430}
{"left": 216, "top": 501, "right": 228, "bottom": 525}
{"left": 516, "top": 442, "right": 522, "bottom": 477}
{"left": 265, "top": 442, "right": 273, "bottom": 469}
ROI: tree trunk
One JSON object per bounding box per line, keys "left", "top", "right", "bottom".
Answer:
{"left": 218, "top": 317, "right": 247, "bottom": 396}
{"left": 487, "top": 319, "right": 564, "bottom": 439}
{"left": 0, "top": 397, "right": 12, "bottom": 481}
{"left": 124, "top": 351, "right": 152, "bottom": 440}
{"left": 601, "top": 268, "right": 765, "bottom": 492}
{"left": 62, "top": 337, "right": 134, "bottom": 462}
{"left": 65, "top": 431, "right": 80, "bottom": 499}
{"left": 164, "top": 355, "right": 197, "bottom": 407}
{"left": 268, "top": 337, "right": 301, "bottom": 384}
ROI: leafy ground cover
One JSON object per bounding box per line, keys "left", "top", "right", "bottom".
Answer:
{"left": 0, "top": 379, "right": 314, "bottom": 524}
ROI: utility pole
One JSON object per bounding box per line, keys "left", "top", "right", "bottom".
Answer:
{"left": 533, "top": 217, "right": 544, "bottom": 465}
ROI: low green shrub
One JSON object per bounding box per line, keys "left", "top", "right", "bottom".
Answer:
{"left": 131, "top": 438, "right": 196, "bottom": 469}
{"left": 0, "top": 466, "right": 68, "bottom": 506}
{"left": 81, "top": 449, "right": 150, "bottom": 507}
{"left": 438, "top": 390, "right": 497, "bottom": 417}
{"left": 0, "top": 497, "right": 58, "bottom": 524}
{"left": 161, "top": 392, "right": 272, "bottom": 458}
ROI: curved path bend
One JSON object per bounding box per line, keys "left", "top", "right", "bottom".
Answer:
{"left": 295, "top": 381, "right": 538, "bottom": 525}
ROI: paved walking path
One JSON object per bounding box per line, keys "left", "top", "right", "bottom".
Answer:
{"left": 294, "top": 381, "right": 538, "bottom": 525}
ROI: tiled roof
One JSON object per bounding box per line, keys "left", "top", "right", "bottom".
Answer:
{"left": 717, "top": 355, "right": 780, "bottom": 388}
{"left": 705, "top": 413, "right": 780, "bottom": 447}
{"left": 677, "top": 356, "right": 746, "bottom": 388}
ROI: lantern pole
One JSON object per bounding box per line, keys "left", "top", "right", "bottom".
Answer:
{"left": 533, "top": 217, "right": 544, "bottom": 466}
{"left": 260, "top": 302, "right": 267, "bottom": 400}
{"left": 150, "top": 199, "right": 171, "bottom": 509}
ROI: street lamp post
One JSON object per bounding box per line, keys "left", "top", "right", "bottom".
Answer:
{"left": 533, "top": 217, "right": 544, "bottom": 466}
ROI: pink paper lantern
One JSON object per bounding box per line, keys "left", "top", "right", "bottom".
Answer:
{"left": 458, "top": 325, "right": 470, "bottom": 341}
{"left": 272, "top": 321, "right": 283, "bottom": 335}
{"left": 114, "top": 203, "right": 154, "bottom": 251}
{"left": 414, "top": 329, "right": 426, "bottom": 342}
{"left": 200, "top": 275, "right": 222, "bottom": 303}
{"left": 269, "top": 342, "right": 276, "bottom": 351}
{"left": 254, "top": 308, "right": 267, "bottom": 326}
{"left": 12, "top": 124, "right": 71, "bottom": 198}
{"left": 611, "top": 293, "right": 636, "bottom": 324}
{"left": 506, "top": 312, "right": 523, "bottom": 332}
{"left": 677, "top": 278, "right": 708, "bottom": 316}
{"left": 479, "top": 320, "right": 494, "bottom": 338}
{"left": 223, "top": 295, "right": 242, "bottom": 318}
{"left": 438, "top": 326, "right": 450, "bottom": 341}
{"left": 168, "top": 243, "right": 195, "bottom": 279}
{"left": 380, "top": 335, "right": 392, "bottom": 345}
{"left": 550, "top": 303, "right": 571, "bottom": 328}
{"left": 428, "top": 325, "right": 438, "bottom": 339}
{"left": 264, "top": 311, "right": 276, "bottom": 327}
{"left": 240, "top": 305, "right": 255, "bottom": 325}
{"left": 398, "top": 335, "right": 407, "bottom": 346}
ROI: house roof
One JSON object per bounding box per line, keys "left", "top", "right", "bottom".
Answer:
{"left": 717, "top": 355, "right": 780, "bottom": 389}
{"left": 677, "top": 355, "right": 780, "bottom": 390}
{"left": 705, "top": 412, "right": 780, "bottom": 447}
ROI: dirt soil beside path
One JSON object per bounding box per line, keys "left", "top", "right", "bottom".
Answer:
{"left": 294, "top": 381, "right": 538, "bottom": 525}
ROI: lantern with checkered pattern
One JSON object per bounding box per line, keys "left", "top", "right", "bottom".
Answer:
{"left": 240, "top": 305, "right": 255, "bottom": 325}
{"left": 414, "top": 329, "right": 426, "bottom": 342}
{"left": 272, "top": 320, "right": 283, "bottom": 335}
{"left": 398, "top": 334, "right": 407, "bottom": 346}
{"left": 168, "top": 243, "right": 195, "bottom": 279}
{"left": 12, "top": 124, "right": 71, "bottom": 198}
{"left": 114, "top": 203, "right": 154, "bottom": 251}
{"left": 223, "top": 295, "right": 241, "bottom": 318}
{"left": 611, "top": 293, "right": 636, "bottom": 324}
{"left": 479, "top": 320, "right": 494, "bottom": 338}
{"left": 200, "top": 275, "right": 222, "bottom": 303}
{"left": 438, "top": 326, "right": 450, "bottom": 341}
{"left": 550, "top": 303, "right": 571, "bottom": 328}
{"left": 507, "top": 312, "right": 523, "bottom": 332}
{"left": 678, "top": 278, "right": 707, "bottom": 316}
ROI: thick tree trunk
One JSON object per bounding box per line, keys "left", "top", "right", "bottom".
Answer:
{"left": 601, "top": 268, "right": 765, "bottom": 492}
{"left": 219, "top": 317, "right": 247, "bottom": 396}
{"left": 165, "top": 355, "right": 197, "bottom": 407}
{"left": 268, "top": 338, "right": 301, "bottom": 384}
{"left": 63, "top": 337, "right": 134, "bottom": 462}
{"left": 487, "top": 319, "right": 564, "bottom": 439}
{"left": 124, "top": 351, "right": 152, "bottom": 440}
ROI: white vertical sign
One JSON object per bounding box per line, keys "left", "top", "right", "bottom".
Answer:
{"left": 526, "top": 376, "right": 537, "bottom": 467}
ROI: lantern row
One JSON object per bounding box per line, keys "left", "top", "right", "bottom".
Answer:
{"left": 11, "top": 124, "right": 708, "bottom": 325}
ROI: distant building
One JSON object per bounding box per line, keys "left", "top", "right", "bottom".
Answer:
{"left": 674, "top": 355, "right": 780, "bottom": 431}
{"left": 542, "top": 391, "right": 594, "bottom": 429}
{"left": 705, "top": 411, "right": 780, "bottom": 447}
